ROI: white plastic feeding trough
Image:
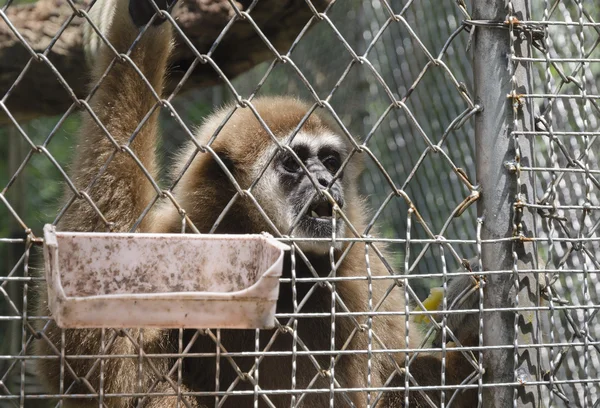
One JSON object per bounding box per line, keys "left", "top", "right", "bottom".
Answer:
{"left": 43, "top": 225, "right": 289, "bottom": 329}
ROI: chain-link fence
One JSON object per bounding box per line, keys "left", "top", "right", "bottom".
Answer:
{"left": 527, "top": 0, "right": 600, "bottom": 405}
{"left": 0, "top": 0, "right": 599, "bottom": 406}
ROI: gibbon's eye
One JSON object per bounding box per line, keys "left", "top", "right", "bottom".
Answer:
{"left": 281, "top": 154, "right": 301, "bottom": 173}
{"left": 322, "top": 155, "right": 341, "bottom": 174}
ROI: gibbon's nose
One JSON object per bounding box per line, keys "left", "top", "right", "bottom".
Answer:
{"left": 314, "top": 172, "right": 345, "bottom": 209}
{"left": 317, "top": 173, "right": 331, "bottom": 187}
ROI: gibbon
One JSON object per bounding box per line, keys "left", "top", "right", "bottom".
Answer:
{"left": 34, "top": 0, "right": 478, "bottom": 407}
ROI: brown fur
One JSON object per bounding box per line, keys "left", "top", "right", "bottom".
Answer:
{"left": 33, "top": 4, "right": 476, "bottom": 407}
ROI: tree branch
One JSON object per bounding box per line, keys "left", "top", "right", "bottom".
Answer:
{"left": 0, "top": 0, "right": 328, "bottom": 123}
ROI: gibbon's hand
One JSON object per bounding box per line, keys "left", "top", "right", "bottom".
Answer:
{"left": 129, "top": 0, "right": 176, "bottom": 27}
{"left": 432, "top": 258, "right": 483, "bottom": 348}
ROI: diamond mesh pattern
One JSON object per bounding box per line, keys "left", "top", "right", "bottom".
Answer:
{"left": 525, "top": 1, "right": 600, "bottom": 405}
{"left": 0, "top": 0, "right": 598, "bottom": 407}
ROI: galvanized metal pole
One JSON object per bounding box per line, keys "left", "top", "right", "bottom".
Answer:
{"left": 473, "top": 0, "right": 541, "bottom": 407}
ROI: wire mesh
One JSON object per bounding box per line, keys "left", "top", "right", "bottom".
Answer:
{"left": 526, "top": 0, "right": 600, "bottom": 405}
{"left": 0, "top": 0, "right": 598, "bottom": 407}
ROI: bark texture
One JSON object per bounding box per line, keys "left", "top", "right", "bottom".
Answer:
{"left": 0, "top": 0, "right": 329, "bottom": 123}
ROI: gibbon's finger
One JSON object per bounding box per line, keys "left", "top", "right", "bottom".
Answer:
{"left": 129, "top": 0, "right": 176, "bottom": 28}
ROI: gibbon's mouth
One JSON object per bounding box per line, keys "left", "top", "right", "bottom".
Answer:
{"left": 308, "top": 201, "right": 334, "bottom": 219}
{"left": 296, "top": 197, "right": 345, "bottom": 240}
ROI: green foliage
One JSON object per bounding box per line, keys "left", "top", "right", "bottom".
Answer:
{"left": 0, "top": 115, "right": 80, "bottom": 238}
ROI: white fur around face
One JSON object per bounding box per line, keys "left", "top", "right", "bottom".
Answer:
{"left": 253, "top": 166, "right": 292, "bottom": 232}
{"left": 251, "top": 131, "right": 348, "bottom": 254}
{"left": 287, "top": 131, "right": 349, "bottom": 158}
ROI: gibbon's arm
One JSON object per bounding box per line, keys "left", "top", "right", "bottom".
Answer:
{"left": 60, "top": 0, "right": 172, "bottom": 233}
{"left": 34, "top": 3, "right": 198, "bottom": 408}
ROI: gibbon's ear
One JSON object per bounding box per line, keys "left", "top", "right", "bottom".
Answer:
{"left": 213, "top": 149, "right": 237, "bottom": 174}
{"left": 209, "top": 148, "right": 237, "bottom": 178}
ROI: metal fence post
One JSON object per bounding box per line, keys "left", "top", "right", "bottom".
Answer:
{"left": 473, "top": 0, "right": 542, "bottom": 407}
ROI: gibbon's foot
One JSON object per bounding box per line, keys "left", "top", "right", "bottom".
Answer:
{"left": 129, "top": 0, "right": 173, "bottom": 27}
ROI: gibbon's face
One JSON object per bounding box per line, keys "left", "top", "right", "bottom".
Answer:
{"left": 192, "top": 98, "right": 359, "bottom": 253}
{"left": 259, "top": 131, "right": 349, "bottom": 254}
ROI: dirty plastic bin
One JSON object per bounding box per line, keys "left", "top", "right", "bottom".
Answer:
{"left": 43, "top": 224, "right": 289, "bottom": 329}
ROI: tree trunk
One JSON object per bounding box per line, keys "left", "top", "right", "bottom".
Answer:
{"left": 0, "top": 0, "right": 329, "bottom": 123}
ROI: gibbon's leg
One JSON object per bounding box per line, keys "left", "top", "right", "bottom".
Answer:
{"left": 34, "top": 1, "right": 199, "bottom": 407}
